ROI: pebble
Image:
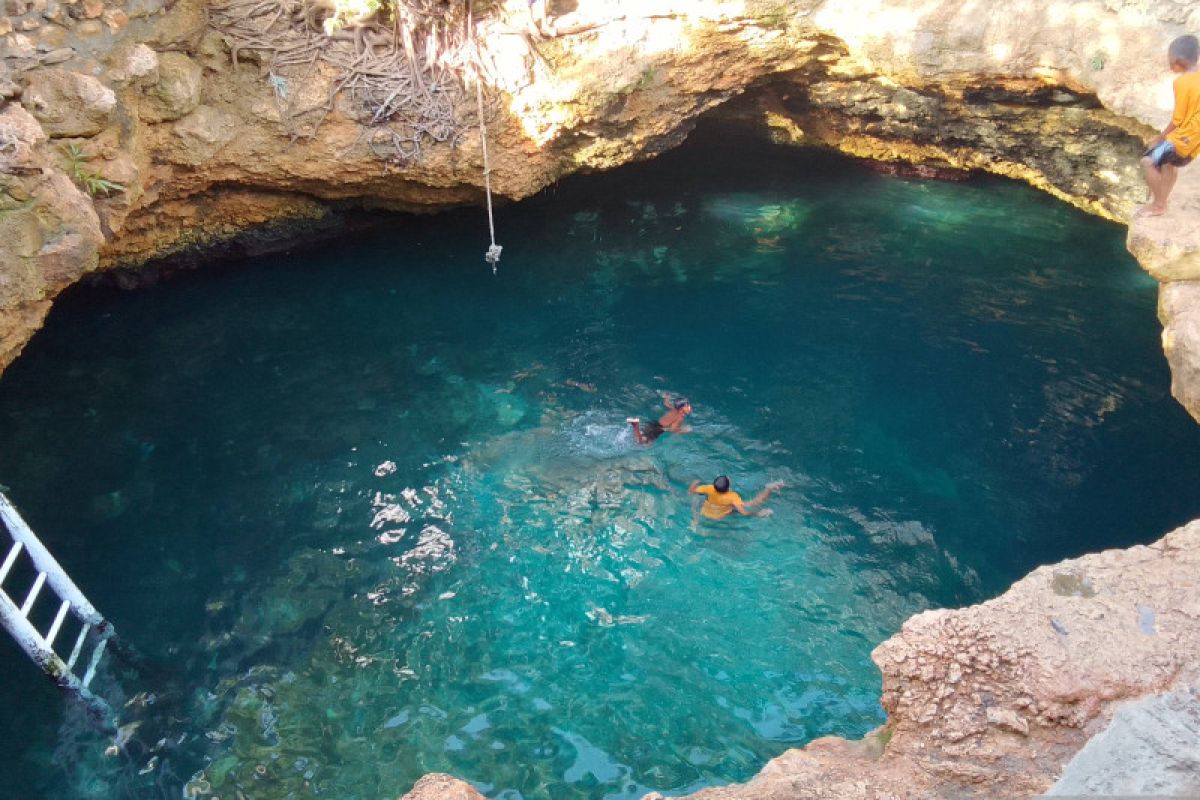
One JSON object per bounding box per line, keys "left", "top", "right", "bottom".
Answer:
{"left": 5, "top": 32, "right": 37, "bottom": 57}
{"left": 102, "top": 7, "right": 127, "bottom": 30}
{"left": 36, "top": 23, "right": 67, "bottom": 47}
{"left": 40, "top": 46, "right": 73, "bottom": 64}
{"left": 74, "top": 19, "right": 103, "bottom": 37}
{"left": 0, "top": 17, "right": 11, "bottom": 35}
{"left": 41, "top": 0, "right": 64, "bottom": 22}
{"left": 81, "top": 0, "right": 102, "bottom": 18}
{"left": 19, "top": 18, "right": 41, "bottom": 31}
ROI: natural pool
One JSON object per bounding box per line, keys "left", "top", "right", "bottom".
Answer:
{"left": 2, "top": 130, "right": 1199, "bottom": 800}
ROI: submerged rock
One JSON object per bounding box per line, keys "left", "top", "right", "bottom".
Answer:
{"left": 398, "top": 774, "right": 485, "bottom": 800}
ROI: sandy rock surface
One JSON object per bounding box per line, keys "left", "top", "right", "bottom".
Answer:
{"left": 399, "top": 773, "right": 487, "bottom": 800}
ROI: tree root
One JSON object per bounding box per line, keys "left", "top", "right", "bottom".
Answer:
{"left": 210, "top": 0, "right": 506, "bottom": 162}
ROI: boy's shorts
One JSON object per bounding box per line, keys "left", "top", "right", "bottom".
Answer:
{"left": 1144, "top": 139, "right": 1193, "bottom": 168}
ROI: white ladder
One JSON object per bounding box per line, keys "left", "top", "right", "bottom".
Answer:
{"left": 0, "top": 492, "right": 116, "bottom": 726}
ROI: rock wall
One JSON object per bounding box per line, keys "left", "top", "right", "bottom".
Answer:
{"left": 1, "top": 0, "right": 1196, "bottom": 373}
{"left": 1128, "top": 170, "right": 1200, "bottom": 423}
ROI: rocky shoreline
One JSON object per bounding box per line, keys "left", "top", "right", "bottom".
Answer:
{"left": 4, "top": 0, "right": 1200, "bottom": 797}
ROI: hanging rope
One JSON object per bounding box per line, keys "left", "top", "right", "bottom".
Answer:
{"left": 476, "top": 76, "right": 502, "bottom": 274}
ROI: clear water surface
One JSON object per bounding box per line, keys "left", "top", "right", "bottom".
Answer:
{"left": 1, "top": 130, "right": 1198, "bottom": 799}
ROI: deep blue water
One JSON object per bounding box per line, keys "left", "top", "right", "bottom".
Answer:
{"left": 1, "top": 131, "right": 1197, "bottom": 799}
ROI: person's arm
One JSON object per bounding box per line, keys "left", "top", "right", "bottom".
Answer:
{"left": 1149, "top": 122, "right": 1177, "bottom": 147}
{"left": 744, "top": 481, "right": 784, "bottom": 508}
{"left": 662, "top": 393, "right": 675, "bottom": 410}
{"left": 734, "top": 502, "right": 772, "bottom": 518}
{"left": 1153, "top": 80, "right": 1184, "bottom": 145}
{"left": 688, "top": 480, "right": 703, "bottom": 494}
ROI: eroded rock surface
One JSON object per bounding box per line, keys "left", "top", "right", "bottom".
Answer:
{"left": 0, "top": 0, "right": 1194, "bottom": 370}
{"left": 1046, "top": 688, "right": 1200, "bottom": 797}
{"left": 398, "top": 774, "right": 486, "bottom": 800}
{"left": 648, "top": 520, "right": 1200, "bottom": 799}
{"left": 1128, "top": 169, "right": 1200, "bottom": 423}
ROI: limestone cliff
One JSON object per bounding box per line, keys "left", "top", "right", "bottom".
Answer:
{"left": 1, "top": 0, "right": 1195, "bottom": 373}
{"left": 1128, "top": 169, "right": 1200, "bottom": 424}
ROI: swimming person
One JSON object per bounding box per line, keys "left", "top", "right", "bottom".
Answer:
{"left": 689, "top": 475, "right": 783, "bottom": 520}
{"left": 627, "top": 395, "right": 692, "bottom": 445}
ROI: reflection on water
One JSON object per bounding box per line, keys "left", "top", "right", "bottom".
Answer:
{"left": 1, "top": 131, "right": 1199, "bottom": 799}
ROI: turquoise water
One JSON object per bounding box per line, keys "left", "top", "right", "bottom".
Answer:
{"left": 2, "top": 131, "right": 1199, "bottom": 799}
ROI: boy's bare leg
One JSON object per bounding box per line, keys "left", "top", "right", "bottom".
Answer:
{"left": 626, "top": 418, "right": 645, "bottom": 444}
{"left": 1160, "top": 163, "right": 1180, "bottom": 209}
{"left": 1140, "top": 157, "right": 1176, "bottom": 216}
{"left": 1140, "top": 157, "right": 1167, "bottom": 215}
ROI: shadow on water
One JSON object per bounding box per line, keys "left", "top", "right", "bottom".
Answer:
{"left": 1, "top": 125, "right": 1199, "bottom": 799}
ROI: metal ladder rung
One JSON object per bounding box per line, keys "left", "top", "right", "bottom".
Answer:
{"left": 67, "top": 622, "right": 91, "bottom": 670}
{"left": 45, "top": 600, "right": 71, "bottom": 648}
{"left": 2, "top": 492, "right": 117, "bottom": 725}
{"left": 20, "top": 572, "right": 46, "bottom": 617}
{"left": 0, "top": 540, "right": 22, "bottom": 586}
{"left": 81, "top": 636, "right": 107, "bottom": 689}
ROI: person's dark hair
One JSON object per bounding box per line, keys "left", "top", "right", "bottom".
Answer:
{"left": 1169, "top": 35, "right": 1200, "bottom": 68}
{"left": 713, "top": 475, "right": 730, "bottom": 492}
{"left": 673, "top": 397, "right": 691, "bottom": 410}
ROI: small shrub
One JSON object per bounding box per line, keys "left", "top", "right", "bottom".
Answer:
{"left": 61, "top": 143, "right": 125, "bottom": 198}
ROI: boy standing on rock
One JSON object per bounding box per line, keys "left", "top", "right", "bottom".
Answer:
{"left": 1140, "top": 35, "right": 1200, "bottom": 216}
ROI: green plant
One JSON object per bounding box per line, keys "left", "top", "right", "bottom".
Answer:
{"left": 618, "top": 65, "right": 657, "bottom": 96}
{"left": 61, "top": 143, "right": 125, "bottom": 197}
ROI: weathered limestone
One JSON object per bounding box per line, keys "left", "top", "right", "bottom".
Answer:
{"left": 398, "top": 774, "right": 486, "bottom": 800}
{"left": 1128, "top": 168, "right": 1200, "bottom": 422}
{"left": 19, "top": 67, "right": 116, "bottom": 136}
{"left": 139, "top": 51, "right": 200, "bottom": 122}
{"left": 1046, "top": 688, "right": 1200, "bottom": 797}
{"left": 1157, "top": 278, "right": 1200, "bottom": 423}
{"left": 0, "top": 101, "right": 104, "bottom": 367}
{"left": 1129, "top": 172, "right": 1200, "bottom": 283}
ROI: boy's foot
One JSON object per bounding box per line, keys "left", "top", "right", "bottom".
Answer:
{"left": 1137, "top": 203, "right": 1168, "bottom": 217}
{"left": 625, "top": 417, "right": 639, "bottom": 424}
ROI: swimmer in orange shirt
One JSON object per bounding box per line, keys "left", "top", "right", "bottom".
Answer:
{"left": 689, "top": 475, "right": 783, "bottom": 520}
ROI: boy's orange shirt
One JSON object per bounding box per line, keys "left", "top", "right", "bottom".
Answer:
{"left": 695, "top": 485, "right": 744, "bottom": 519}
{"left": 1168, "top": 71, "right": 1200, "bottom": 158}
